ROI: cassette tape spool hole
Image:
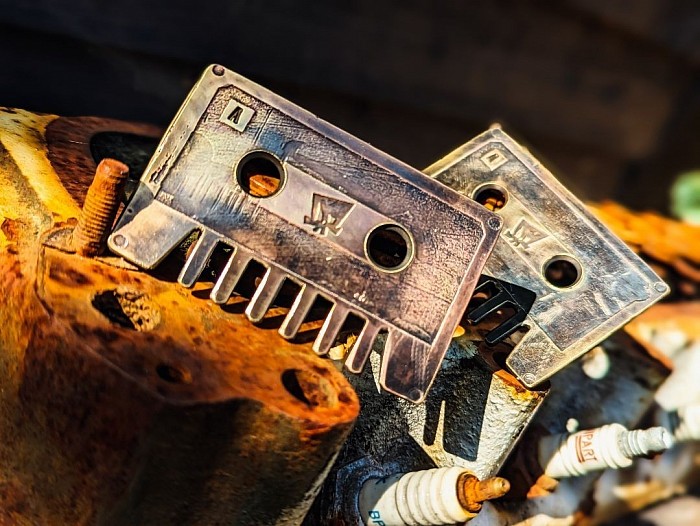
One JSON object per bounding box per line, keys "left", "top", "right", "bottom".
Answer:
{"left": 543, "top": 255, "right": 582, "bottom": 289}
{"left": 473, "top": 183, "right": 508, "bottom": 212}
{"left": 365, "top": 224, "right": 414, "bottom": 272}
{"left": 237, "top": 151, "right": 285, "bottom": 198}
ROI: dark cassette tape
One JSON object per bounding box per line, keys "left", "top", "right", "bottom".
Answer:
{"left": 425, "top": 128, "right": 668, "bottom": 388}
{"left": 108, "top": 65, "right": 501, "bottom": 403}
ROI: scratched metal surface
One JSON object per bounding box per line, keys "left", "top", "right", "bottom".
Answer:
{"left": 425, "top": 128, "right": 668, "bottom": 387}
{"left": 109, "top": 65, "right": 501, "bottom": 402}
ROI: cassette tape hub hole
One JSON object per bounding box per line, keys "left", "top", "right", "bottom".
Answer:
{"left": 237, "top": 151, "right": 284, "bottom": 198}
{"left": 365, "top": 224, "right": 414, "bottom": 272}
{"left": 473, "top": 184, "right": 508, "bottom": 211}
{"left": 543, "top": 256, "right": 582, "bottom": 288}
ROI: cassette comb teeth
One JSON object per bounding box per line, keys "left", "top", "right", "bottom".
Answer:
{"left": 425, "top": 128, "right": 668, "bottom": 387}
{"left": 108, "top": 64, "right": 501, "bottom": 403}
{"left": 466, "top": 276, "right": 536, "bottom": 345}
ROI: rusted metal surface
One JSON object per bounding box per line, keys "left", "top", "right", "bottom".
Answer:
{"left": 457, "top": 474, "right": 510, "bottom": 514}
{"left": 304, "top": 330, "right": 547, "bottom": 525}
{"left": 473, "top": 332, "right": 671, "bottom": 526}
{"left": 465, "top": 205, "right": 700, "bottom": 526}
{"left": 0, "top": 107, "right": 359, "bottom": 525}
{"left": 590, "top": 201, "right": 700, "bottom": 299}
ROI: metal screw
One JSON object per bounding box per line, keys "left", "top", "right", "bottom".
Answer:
{"left": 112, "top": 234, "right": 128, "bottom": 248}
{"left": 212, "top": 65, "right": 225, "bottom": 76}
{"left": 654, "top": 281, "right": 669, "bottom": 293}
{"left": 488, "top": 216, "right": 503, "bottom": 231}
{"left": 72, "top": 158, "right": 129, "bottom": 257}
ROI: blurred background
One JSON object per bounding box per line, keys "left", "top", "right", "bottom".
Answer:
{"left": 1, "top": 0, "right": 700, "bottom": 214}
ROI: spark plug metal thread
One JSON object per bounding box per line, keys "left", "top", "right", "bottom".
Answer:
{"left": 359, "top": 467, "right": 510, "bottom": 526}
{"left": 72, "top": 158, "right": 129, "bottom": 257}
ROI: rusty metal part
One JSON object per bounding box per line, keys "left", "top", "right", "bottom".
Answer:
{"left": 489, "top": 331, "right": 670, "bottom": 525}
{"left": 590, "top": 201, "right": 700, "bottom": 300}
{"left": 425, "top": 129, "right": 667, "bottom": 388}
{"left": 72, "top": 158, "right": 129, "bottom": 256}
{"left": 304, "top": 335, "right": 546, "bottom": 524}
{"left": 425, "top": 126, "right": 668, "bottom": 387}
{"left": 108, "top": 64, "right": 503, "bottom": 403}
{"left": 457, "top": 474, "right": 510, "bottom": 513}
{"left": 0, "top": 107, "right": 359, "bottom": 525}
{"left": 44, "top": 115, "right": 162, "bottom": 206}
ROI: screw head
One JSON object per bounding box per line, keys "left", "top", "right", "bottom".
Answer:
{"left": 522, "top": 373, "right": 536, "bottom": 386}
{"left": 408, "top": 388, "right": 423, "bottom": 402}
{"left": 487, "top": 215, "right": 503, "bottom": 231}
{"left": 654, "top": 282, "right": 668, "bottom": 293}
{"left": 212, "top": 65, "right": 225, "bottom": 76}
{"left": 112, "top": 234, "right": 128, "bottom": 248}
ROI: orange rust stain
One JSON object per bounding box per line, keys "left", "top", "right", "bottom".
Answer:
{"left": 1, "top": 218, "right": 20, "bottom": 241}
{"left": 591, "top": 201, "right": 700, "bottom": 284}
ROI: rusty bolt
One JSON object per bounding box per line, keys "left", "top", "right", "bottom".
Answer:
{"left": 457, "top": 473, "right": 511, "bottom": 513}
{"left": 72, "top": 159, "right": 129, "bottom": 257}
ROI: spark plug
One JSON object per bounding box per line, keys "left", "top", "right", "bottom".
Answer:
{"left": 538, "top": 423, "right": 672, "bottom": 479}
{"left": 359, "top": 467, "right": 509, "bottom": 526}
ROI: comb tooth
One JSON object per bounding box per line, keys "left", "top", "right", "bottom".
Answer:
{"left": 344, "top": 320, "right": 381, "bottom": 373}
{"left": 178, "top": 230, "right": 220, "bottom": 287}
{"left": 484, "top": 308, "right": 526, "bottom": 345}
{"left": 379, "top": 330, "right": 432, "bottom": 403}
{"left": 279, "top": 286, "right": 317, "bottom": 339}
{"left": 245, "top": 268, "right": 286, "bottom": 323}
{"left": 312, "top": 304, "right": 349, "bottom": 356}
{"left": 467, "top": 290, "right": 509, "bottom": 324}
{"left": 210, "top": 248, "right": 252, "bottom": 304}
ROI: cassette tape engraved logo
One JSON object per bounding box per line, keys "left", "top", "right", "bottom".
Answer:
{"left": 504, "top": 218, "right": 548, "bottom": 250}
{"left": 481, "top": 148, "right": 508, "bottom": 171}
{"left": 575, "top": 430, "right": 597, "bottom": 463}
{"left": 157, "top": 191, "right": 174, "bottom": 206}
{"left": 304, "top": 193, "right": 354, "bottom": 236}
{"left": 219, "top": 100, "right": 255, "bottom": 132}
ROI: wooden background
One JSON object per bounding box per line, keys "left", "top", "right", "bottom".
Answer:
{"left": 0, "top": 0, "right": 699, "bottom": 212}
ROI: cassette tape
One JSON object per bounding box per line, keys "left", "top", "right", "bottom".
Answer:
{"left": 425, "top": 128, "right": 668, "bottom": 387}
{"left": 108, "top": 65, "right": 501, "bottom": 402}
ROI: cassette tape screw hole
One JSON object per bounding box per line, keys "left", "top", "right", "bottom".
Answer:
{"left": 543, "top": 256, "right": 582, "bottom": 288}
{"left": 365, "top": 224, "right": 414, "bottom": 272}
{"left": 236, "top": 151, "right": 285, "bottom": 198}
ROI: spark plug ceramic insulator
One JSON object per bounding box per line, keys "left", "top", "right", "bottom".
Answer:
{"left": 359, "top": 467, "right": 509, "bottom": 526}
{"left": 659, "top": 404, "right": 700, "bottom": 442}
{"left": 539, "top": 424, "right": 672, "bottom": 479}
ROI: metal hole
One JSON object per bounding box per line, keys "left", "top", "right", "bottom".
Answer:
{"left": 365, "top": 224, "right": 414, "bottom": 272}
{"left": 236, "top": 151, "right": 285, "bottom": 198}
{"left": 156, "top": 364, "right": 192, "bottom": 384}
{"left": 472, "top": 183, "right": 508, "bottom": 211}
{"left": 543, "top": 255, "right": 582, "bottom": 288}
{"left": 281, "top": 369, "right": 338, "bottom": 408}
{"left": 92, "top": 289, "right": 160, "bottom": 331}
